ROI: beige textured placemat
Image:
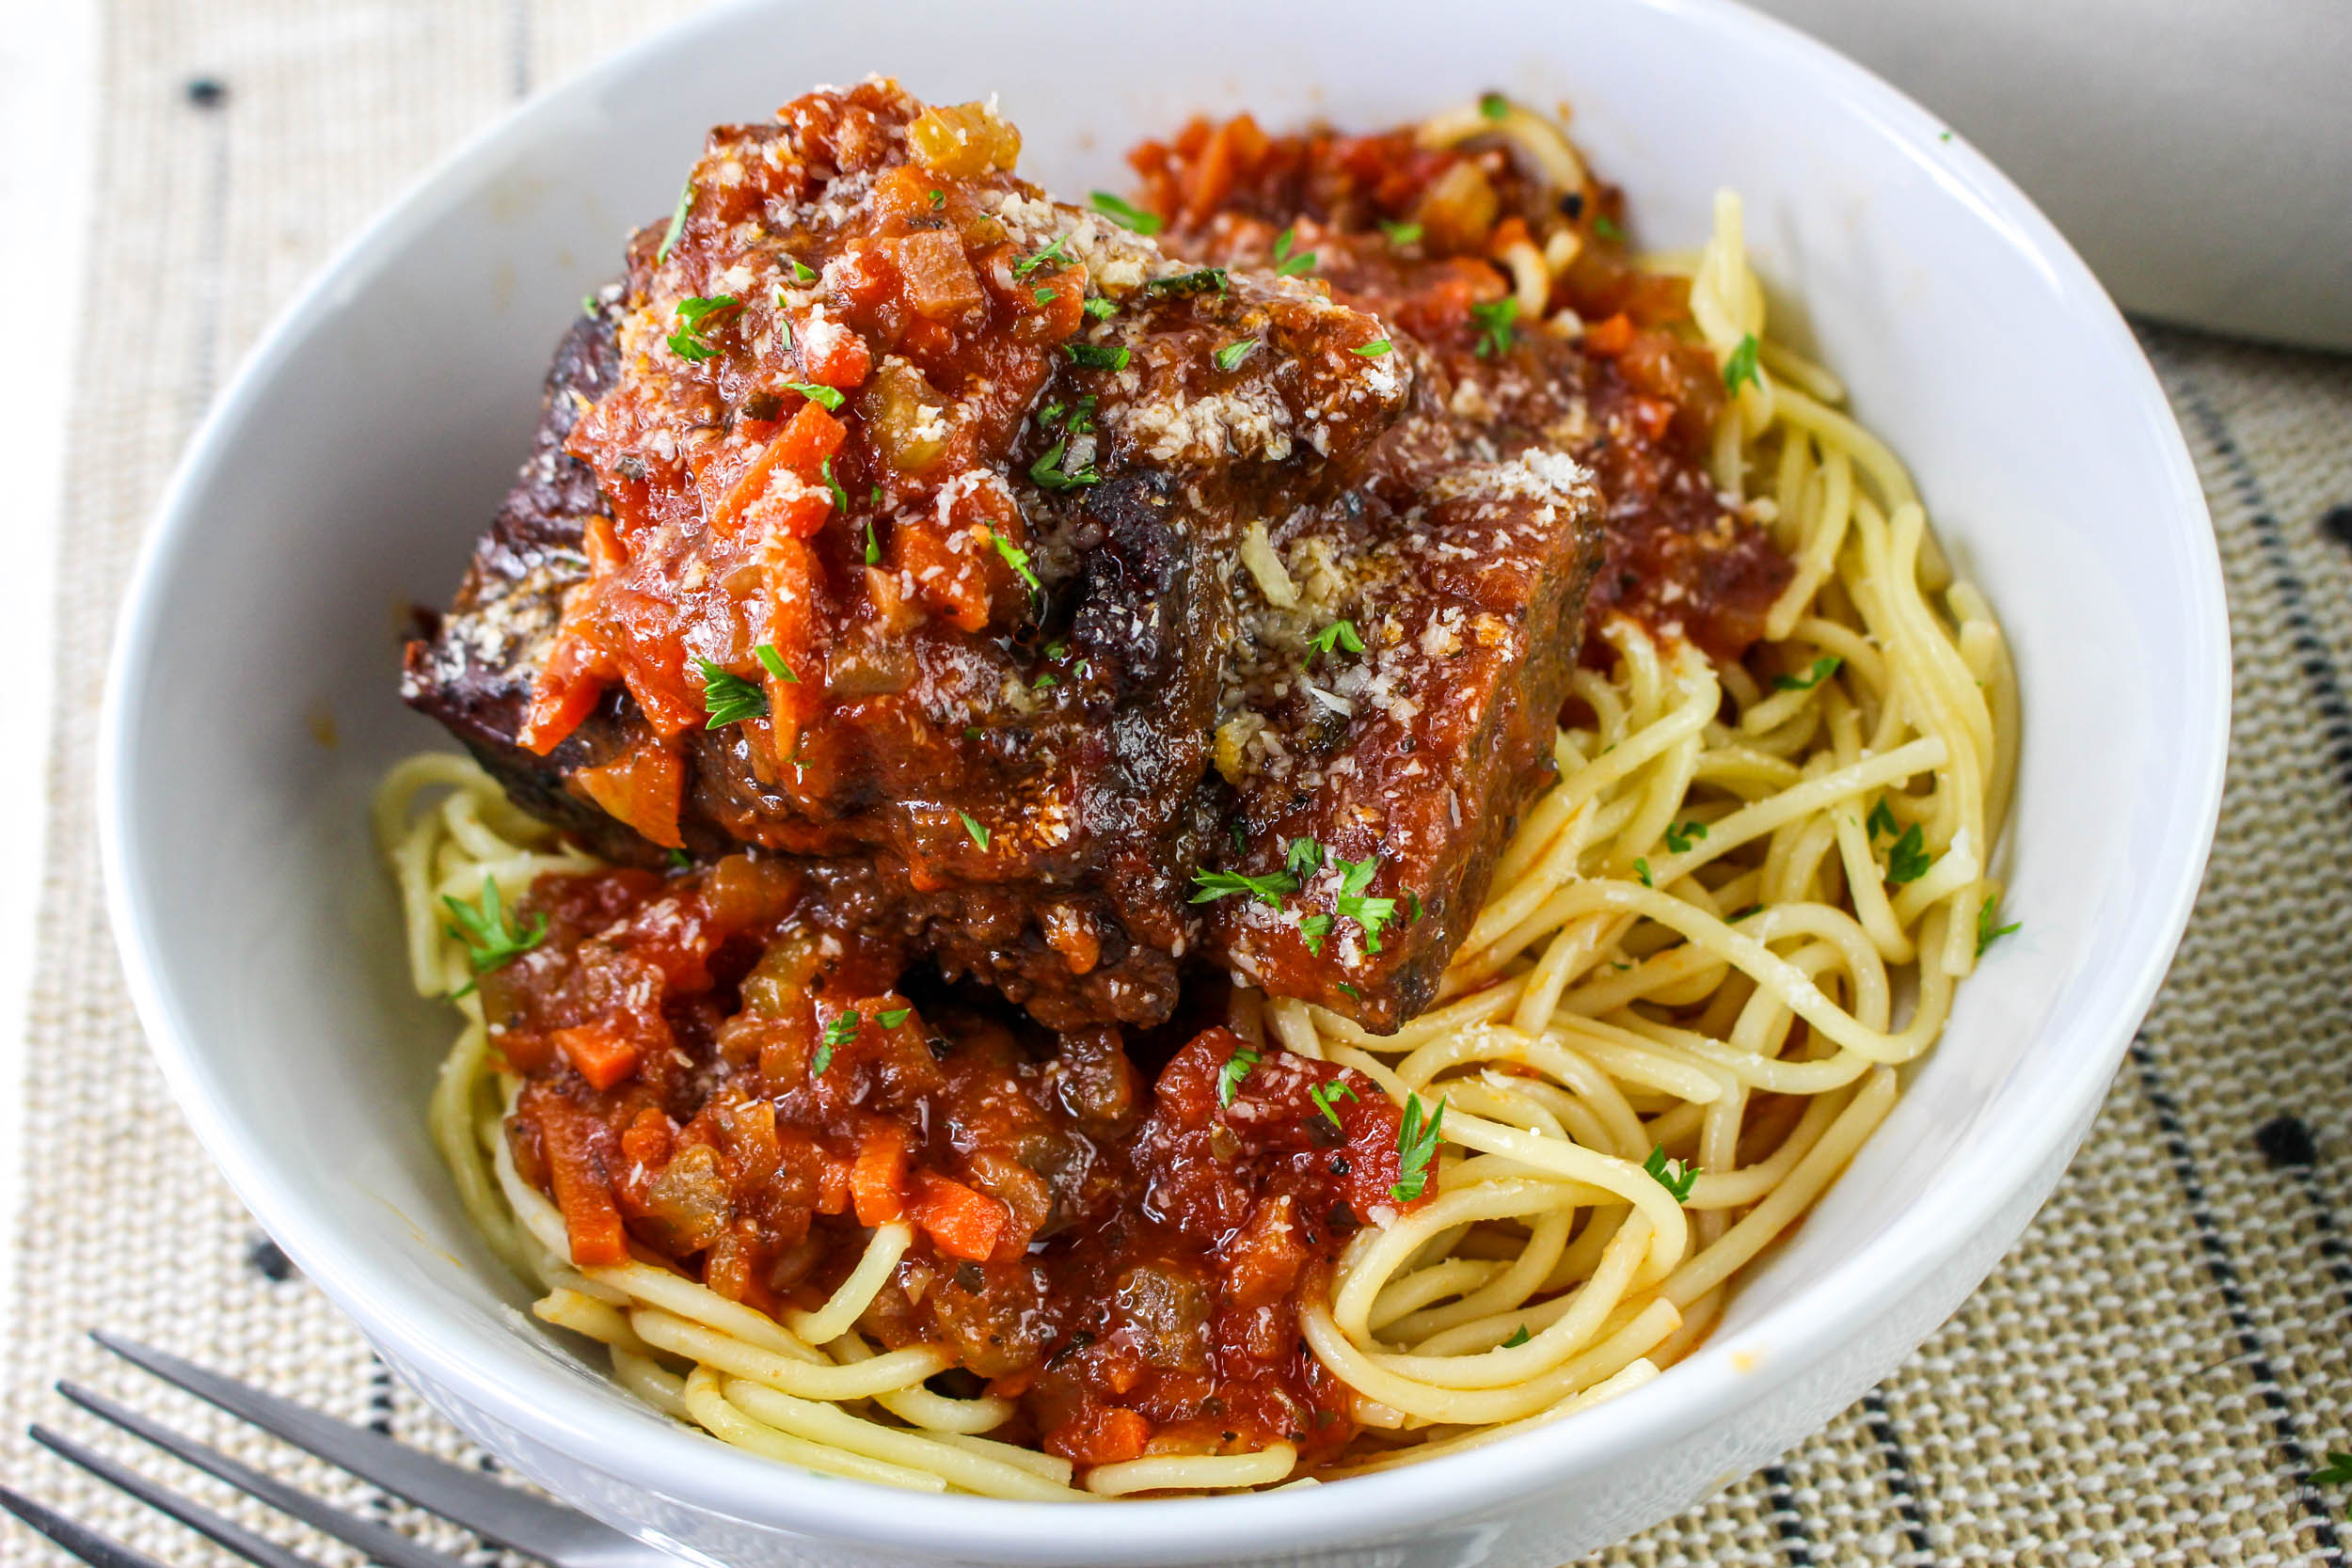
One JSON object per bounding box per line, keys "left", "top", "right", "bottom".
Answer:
{"left": 8, "top": 4, "right": 2352, "bottom": 1563}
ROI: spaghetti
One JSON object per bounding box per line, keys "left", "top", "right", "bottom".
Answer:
{"left": 377, "top": 97, "right": 2013, "bottom": 1497}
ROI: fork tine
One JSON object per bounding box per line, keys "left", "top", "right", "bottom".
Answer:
{"left": 90, "top": 1330, "right": 597, "bottom": 1560}
{"left": 0, "top": 1482, "right": 173, "bottom": 1568}
{"left": 29, "top": 1424, "right": 322, "bottom": 1568}
{"left": 56, "top": 1382, "right": 479, "bottom": 1568}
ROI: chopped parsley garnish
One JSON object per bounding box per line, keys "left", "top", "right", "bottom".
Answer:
{"left": 783, "top": 380, "right": 844, "bottom": 411}
{"left": 1977, "top": 895, "right": 2021, "bottom": 957}
{"left": 1083, "top": 295, "right": 1117, "bottom": 321}
{"left": 1089, "top": 190, "right": 1162, "bottom": 234}
{"left": 1309, "top": 619, "right": 1366, "bottom": 657}
{"left": 1033, "top": 673, "right": 1057, "bottom": 690}
{"left": 1034, "top": 287, "right": 1058, "bottom": 305}
{"left": 1352, "top": 339, "right": 1393, "bottom": 357}
{"left": 788, "top": 257, "right": 818, "bottom": 283}
{"left": 1643, "top": 1144, "right": 1697, "bottom": 1202}
{"left": 1723, "top": 333, "right": 1762, "bottom": 395}
{"left": 878, "top": 1006, "right": 914, "bottom": 1028}
{"left": 1298, "top": 913, "right": 1333, "bottom": 955}
{"left": 987, "top": 527, "right": 1041, "bottom": 594}
{"left": 963, "top": 726, "right": 983, "bottom": 741}
{"left": 1634, "top": 858, "right": 1654, "bottom": 887}
{"left": 810, "top": 1041, "right": 834, "bottom": 1076}
{"left": 1391, "top": 1095, "right": 1446, "bottom": 1202}
{"left": 1885, "top": 823, "right": 1933, "bottom": 884}
{"left": 696, "top": 657, "right": 767, "bottom": 728}
{"left": 865, "top": 519, "right": 880, "bottom": 564}
{"left": 1190, "top": 868, "right": 1297, "bottom": 908}
{"left": 580, "top": 293, "right": 598, "bottom": 318}
{"left": 1470, "top": 296, "right": 1518, "bottom": 358}
{"left": 1867, "top": 798, "right": 1899, "bottom": 840}
{"left": 929, "top": 188, "right": 946, "bottom": 210}
{"left": 821, "top": 1012, "right": 861, "bottom": 1050}
{"left": 665, "top": 847, "right": 691, "bottom": 870}
{"left": 776, "top": 314, "right": 791, "bottom": 348}
{"left": 1144, "top": 267, "right": 1229, "bottom": 297}
{"left": 1406, "top": 890, "right": 1423, "bottom": 924}
{"left": 1664, "top": 820, "right": 1708, "bottom": 854}
{"left": 1217, "top": 1043, "right": 1262, "bottom": 1106}
{"left": 440, "top": 876, "right": 546, "bottom": 991}
{"left": 667, "top": 294, "right": 739, "bottom": 361}
{"left": 1335, "top": 856, "right": 1397, "bottom": 952}
{"left": 958, "top": 811, "right": 991, "bottom": 850}
{"left": 1029, "top": 435, "right": 1101, "bottom": 491}
{"left": 1479, "top": 91, "right": 1509, "bottom": 120}
{"left": 1502, "top": 1324, "right": 1531, "bottom": 1348}
{"left": 1214, "top": 339, "right": 1258, "bottom": 372}
{"left": 1308, "top": 1080, "right": 1359, "bottom": 1129}
{"left": 1013, "top": 234, "right": 1072, "bottom": 278}
{"left": 1336, "top": 982, "right": 1362, "bottom": 1001}
{"left": 1592, "top": 214, "right": 1626, "bottom": 242}
{"left": 1271, "top": 226, "right": 1316, "bottom": 277}
{"left": 754, "top": 642, "right": 799, "bottom": 685}
{"left": 820, "top": 455, "right": 848, "bottom": 514}
{"left": 1066, "top": 341, "right": 1130, "bottom": 371}
{"left": 869, "top": 483, "right": 884, "bottom": 506}
{"left": 1285, "top": 837, "right": 1325, "bottom": 879}
{"left": 658, "top": 181, "right": 693, "bottom": 262}
{"left": 1380, "top": 219, "right": 1424, "bottom": 247}
{"left": 1773, "top": 655, "right": 1841, "bottom": 691}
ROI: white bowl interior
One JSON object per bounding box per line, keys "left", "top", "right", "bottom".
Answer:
{"left": 103, "top": 1, "right": 2225, "bottom": 1563}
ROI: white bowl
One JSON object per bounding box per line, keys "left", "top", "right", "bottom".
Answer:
{"left": 99, "top": 0, "right": 2229, "bottom": 1563}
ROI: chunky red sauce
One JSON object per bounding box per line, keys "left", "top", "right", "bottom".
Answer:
{"left": 493, "top": 858, "right": 1406, "bottom": 1466}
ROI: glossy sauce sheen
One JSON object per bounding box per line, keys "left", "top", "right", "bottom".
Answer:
{"left": 495, "top": 862, "right": 1404, "bottom": 1465}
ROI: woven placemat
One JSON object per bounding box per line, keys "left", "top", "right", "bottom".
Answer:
{"left": 8, "top": 4, "right": 2352, "bottom": 1563}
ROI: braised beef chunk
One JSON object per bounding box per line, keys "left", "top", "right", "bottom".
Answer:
{"left": 1195, "top": 349, "right": 1602, "bottom": 1027}
{"left": 404, "top": 80, "right": 1609, "bottom": 1035}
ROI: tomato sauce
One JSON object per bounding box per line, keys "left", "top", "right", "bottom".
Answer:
{"left": 491, "top": 858, "right": 1409, "bottom": 1466}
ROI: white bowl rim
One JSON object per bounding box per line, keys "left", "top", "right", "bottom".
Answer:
{"left": 98, "top": 0, "right": 2230, "bottom": 1557}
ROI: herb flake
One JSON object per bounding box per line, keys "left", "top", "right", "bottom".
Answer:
{"left": 696, "top": 657, "right": 767, "bottom": 728}
{"left": 1089, "top": 190, "right": 1162, "bottom": 234}
{"left": 1391, "top": 1096, "right": 1446, "bottom": 1202}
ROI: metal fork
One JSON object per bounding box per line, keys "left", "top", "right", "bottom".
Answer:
{"left": 1, "top": 1331, "right": 665, "bottom": 1568}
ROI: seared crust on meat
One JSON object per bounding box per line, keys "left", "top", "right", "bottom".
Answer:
{"left": 404, "top": 80, "right": 1607, "bottom": 1035}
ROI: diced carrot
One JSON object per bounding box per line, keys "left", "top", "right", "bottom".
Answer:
{"left": 908, "top": 1171, "right": 1008, "bottom": 1262}
{"left": 850, "top": 1125, "right": 912, "bottom": 1227}
{"left": 712, "top": 402, "right": 846, "bottom": 536}
{"left": 537, "top": 1101, "right": 628, "bottom": 1267}
{"left": 553, "top": 1017, "right": 643, "bottom": 1092}
{"left": 1583, "top": 310, "right": 1636, "bottom": 356}
{"left": 569, "top": 740, "right": 686, "bottom": 849}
